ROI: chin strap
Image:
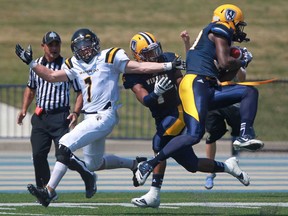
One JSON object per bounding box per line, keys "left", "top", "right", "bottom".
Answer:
{"left": 221, "top": 78, "right": 278, "bottom": 86}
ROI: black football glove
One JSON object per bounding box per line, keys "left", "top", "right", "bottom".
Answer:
{"left": 172, "top": 56, "right": 186, "bottom": 70}
{"left": 15, "top": 44, "right": 33, "bottom": 65}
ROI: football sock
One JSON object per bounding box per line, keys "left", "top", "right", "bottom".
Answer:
{"left": 48, "top": 161, "right": 67, "bottom": 189}
{"left": 151, "top": 174, "right": 164, "bottom": 188}
{"left": 213, "top": 161, "right": 225, "bottom": 172}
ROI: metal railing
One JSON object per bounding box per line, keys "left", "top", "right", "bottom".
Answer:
{"left": 0, "top": 84, "right": 154, "bottom": 139}
{"left": 0, "top": 80, "right": 287, "bottom": 142}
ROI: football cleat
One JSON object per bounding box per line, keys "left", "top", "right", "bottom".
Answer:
{"left": 84, "top": 172, "right": 97, "bottom": 198}
{"left": 135, "top": 161, "right": 153, "bottom": 186}
{"left": 131, "top": 193, "right": 160, "bottom": 208}
{"left": 205, "top": 173, "right": 216, "bottom": 190}
{"left": 233, "top": 135, "right": 264, "bottom": 152}
{"left": 27, "top": 184, "right": 57, "bottom": 207}
{"left": 225, "top": 157, "right": 250, "bottom": 186}
{"left": 132, "top": 157, "right": 147, "bottom": 187}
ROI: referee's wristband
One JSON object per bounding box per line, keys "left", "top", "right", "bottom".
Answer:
{"left": 72, "top": 111, "right": 80, "bottom": 117}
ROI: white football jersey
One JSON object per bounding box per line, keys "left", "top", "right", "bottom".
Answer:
{"left": 63, "top": 48, "right": 129, "bottom": 112}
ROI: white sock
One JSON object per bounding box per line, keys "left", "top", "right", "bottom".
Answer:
{"left": 147, "top": 186, "right": 160, "bottom": 198}
{"left": 102, "top": 154, "right": 134, "bottom": 170}
{"left": 47, "top": 162, "right": 68, "bottom": 189}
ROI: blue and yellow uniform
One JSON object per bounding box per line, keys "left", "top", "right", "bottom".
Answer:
{"left": 123, "top": 52, "right": 184, "bottom": 151}
{"left": 123, "top": 52, "right": 199, "bottom": 171}
{"left": 152, "top": 21, "right": 259, "bottom": 162}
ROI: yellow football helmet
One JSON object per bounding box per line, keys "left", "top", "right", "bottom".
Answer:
{"left": 212, "top": 4, "right": 249, "bottom": 42}
{"left": 130, "top": 32, "right": 163, "bottom": 62}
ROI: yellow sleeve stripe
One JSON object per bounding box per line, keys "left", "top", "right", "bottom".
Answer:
{"left": 65, "top": 58, "right": 73, "bottom": 69}
{"left": 105, "top": 47, "right": 121, "bottom": 63}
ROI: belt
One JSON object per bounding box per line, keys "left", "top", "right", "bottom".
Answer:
{"left": 82, "top": 102, "right": 111, "bottom": 114}
{"left": 206, "top": 76, "right": 221, "bottom": 88}
{"left": 42, "top": 106, "right": 70, "bottom": 114}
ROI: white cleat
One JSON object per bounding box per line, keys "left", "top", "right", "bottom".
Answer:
{"left": 225, "top": 157, "right": 250, "bottom": 186}
{"left": 233, "top": 135, "right": 264, "bottom": 152}
{"left": 131, "top": 193, "right": 160, "bottom": 208}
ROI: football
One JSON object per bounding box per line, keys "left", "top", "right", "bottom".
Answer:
{"left": 230, "top": 46, "right": 243, "bottom": 60}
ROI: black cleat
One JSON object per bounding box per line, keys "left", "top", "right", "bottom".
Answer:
{"left": 27, "top": 184, "right": 57, "bottom": 207}
{"left": 84, "top": 172, "right": 97, "bottom": 198}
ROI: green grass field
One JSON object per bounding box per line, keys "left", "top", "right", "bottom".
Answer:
{"left": 0, "top": 192, "right": 288, "bottom": 215}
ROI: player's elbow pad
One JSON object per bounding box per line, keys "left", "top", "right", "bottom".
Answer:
{"left": 143, "top": 92, "right": 159, "bottom": 107}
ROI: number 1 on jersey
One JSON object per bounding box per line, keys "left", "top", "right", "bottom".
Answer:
{"left": 84, "top": 77, "right": 92, "bottom": 102}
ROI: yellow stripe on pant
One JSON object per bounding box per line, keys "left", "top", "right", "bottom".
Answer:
{"left": 179, "top": 74, "right": 199, "bottom": 122}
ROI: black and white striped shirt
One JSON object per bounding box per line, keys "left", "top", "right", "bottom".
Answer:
{"left": 27, "top": 55, "right": 81, "bottom": 110}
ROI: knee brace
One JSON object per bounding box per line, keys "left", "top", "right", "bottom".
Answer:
{"left": 56, "top": 144, "right": 72, "bottom": 166}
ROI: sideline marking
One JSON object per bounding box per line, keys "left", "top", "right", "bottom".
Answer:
{"left": 0, "top": 202, "right": 288, "bottom": 209}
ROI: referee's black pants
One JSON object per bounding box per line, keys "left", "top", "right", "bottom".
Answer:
{"left": 30, "top": 111, "right": 70, "bottom": 187}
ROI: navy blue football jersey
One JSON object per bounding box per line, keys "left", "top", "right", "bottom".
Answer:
{"left": 123, "top": 52, "right": 182, "bottom": 120}
{"left": 186, "top": 22, "right": 234, "bottom": 78}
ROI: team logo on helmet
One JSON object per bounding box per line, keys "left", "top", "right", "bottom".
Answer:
{"left": 225, "top": 9, "right": 236, "bottom": 21}
{"left": 130, "top": 40, "right": 137, "bottom": 53}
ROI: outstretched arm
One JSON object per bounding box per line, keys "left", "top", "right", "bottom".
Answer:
{"left": 15, "top": 44, "right": 68, "bottom": 82}
{"left": 125, "top": 56, "right": 185, "bottom": 74}
{"left": 32, "top": 64, "right": 68, "bottom": 82}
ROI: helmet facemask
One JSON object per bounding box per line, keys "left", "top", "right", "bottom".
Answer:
{"left": 139, "top": 42, "right": 163, "bottom": 62}
{"left": 233, "top": 22, "right": 250, "bottom": 43}
{"left": 71, "top": 35, "right": 100, "bottom": 63}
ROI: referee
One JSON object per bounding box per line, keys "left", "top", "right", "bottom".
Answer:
{"left": 17, "top": 31, "right": 82, "bottom": 189}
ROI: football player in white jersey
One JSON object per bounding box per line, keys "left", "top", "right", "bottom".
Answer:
{"left": 15, "top": 28, "right": 184, "bottom": 207}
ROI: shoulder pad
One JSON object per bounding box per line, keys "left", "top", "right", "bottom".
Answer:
{"left": 65, "top": 58, "right": 73, "bottom": 69}
{"left": 210, "top": 22, "right": 233, "bottom": 42}
{"left": 105, "top": 47, "right": 121, "bottom": 63}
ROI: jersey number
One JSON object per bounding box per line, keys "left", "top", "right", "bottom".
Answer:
{"left": 84, "top": 77, "right": 92, "bottom": 102}
{"left": 191, "top": 30, "right": 203, "bottom": 50}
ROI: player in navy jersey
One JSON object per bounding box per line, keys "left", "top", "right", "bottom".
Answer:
{"left": 181, "top": 30, "right": 257, "bottom": 190}
{"left": 123, "top": 32, "right": 184, "bottom": 207}
{"left": 135, "top": 4, "right": 264, "bottom": 187}
{"left": 124, "top": 32, "right": 251, "bottom": 208}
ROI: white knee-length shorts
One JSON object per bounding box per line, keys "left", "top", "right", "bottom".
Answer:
{"left": 59, "top": 108, "right": 118, "bottom": 170}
